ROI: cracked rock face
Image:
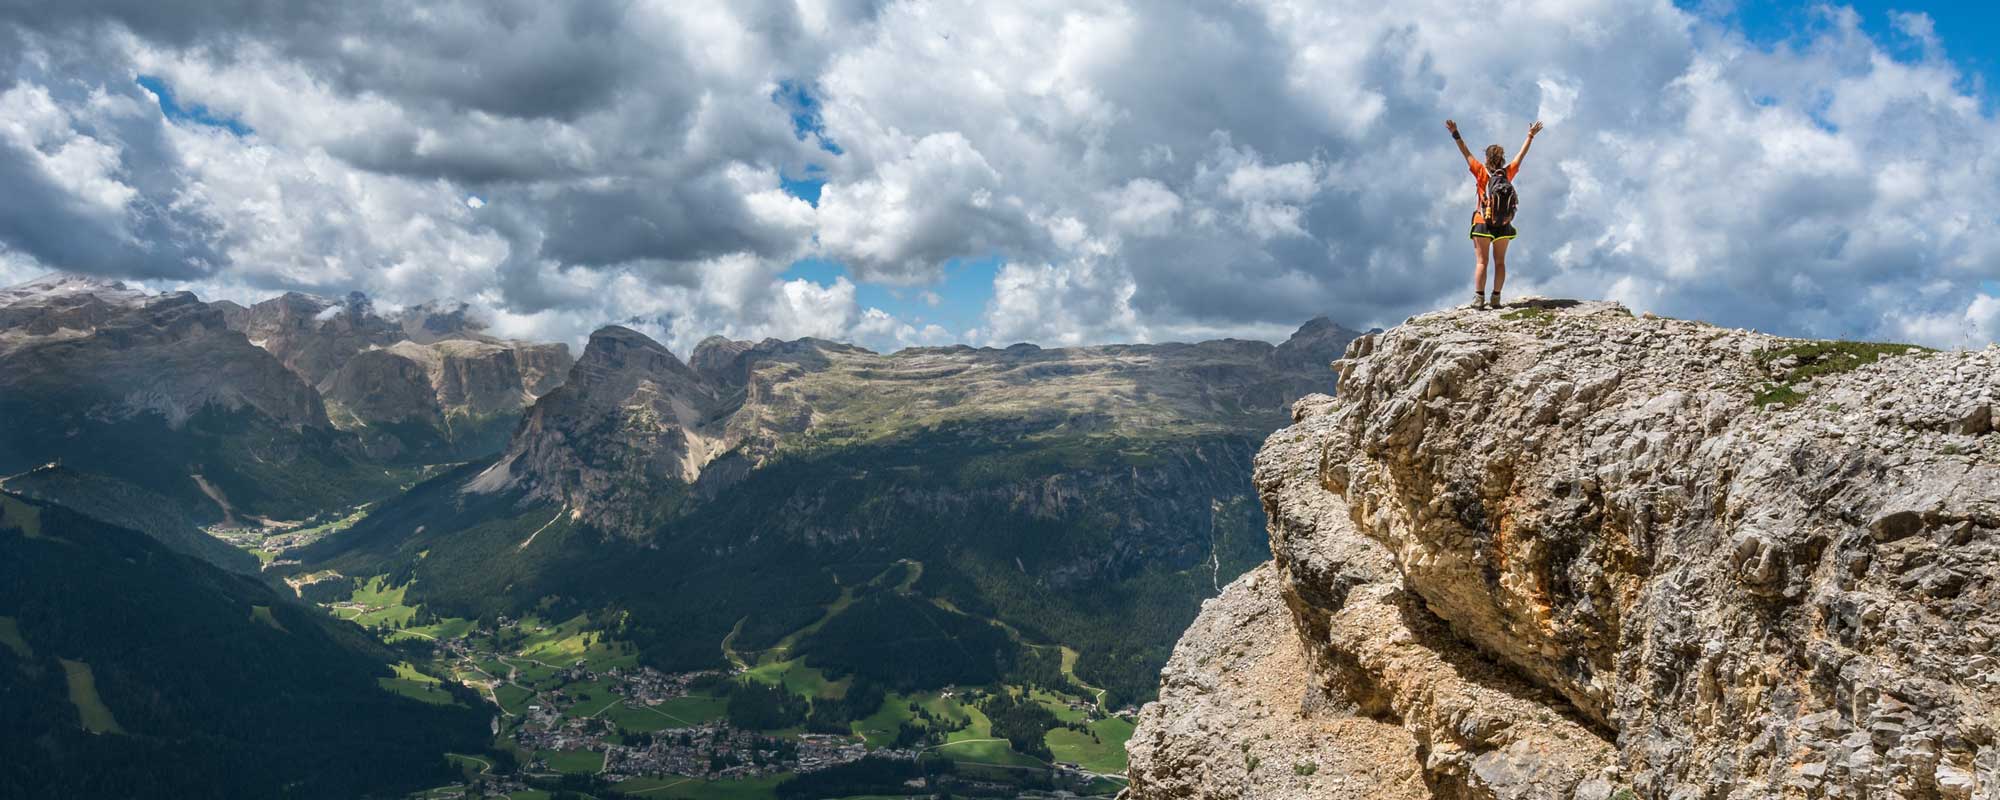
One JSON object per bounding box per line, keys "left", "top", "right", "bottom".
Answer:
{"left": 1130, "top": 300, "right": 2000, "bottom": 800}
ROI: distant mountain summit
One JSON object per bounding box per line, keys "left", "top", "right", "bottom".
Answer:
{"left": 1268, "top": 316, "right": 1361, "bottom": 372}
{"left": 0, "top": 276, "right": 395, "bottom": 525}
{"left": 468, "top": 325, "right": 729, "bottom": 533}
{"left": 218, "top": 290, "right": 570, "bottom": 460}
{"left": 0, "top": 274, "right": 572, "bottom": 526}
{"left": 0, "top": 281, "right": 327, "bottom": 428}
{"left": 0, "top": 275, "right": 150, "bottom": 330}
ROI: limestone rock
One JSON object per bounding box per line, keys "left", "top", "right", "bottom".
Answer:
{"left": 469, "top": 325, "right": 728, "bottom": 534}
{"left": 1132, "top": 299, "right": 2000, "bottom": 800}
{"left": 1126, "top": 564, "right": 1431, "bottom": 800}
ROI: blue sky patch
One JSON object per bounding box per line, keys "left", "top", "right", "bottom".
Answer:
{"left": 780, "top": 166, "right": 826, "bottom": 206}
{"left": 773, "top": 79, "right": 843, "bottom": 155}
{"left": 135, "top": 75, "right": 252, "bottom": 135}
{"left": 783, "top": 256, "right": 1003, "bottom": 342}
{"left": 1683, "top": 0, "right": 1999, "bottom": 107}
{"left": 773, "top": 81, "right": 840, "bottom": 206}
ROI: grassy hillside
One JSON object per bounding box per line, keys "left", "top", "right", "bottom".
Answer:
{"left": 0, "top": 403, "right": 411, "bottom": 525}
{"left": 302, "top": 420, "right": 1270, "bottom": 705}
{"left": 0, "top": 492, "right": 491, "bottom": 799}
{"left": 0, "top": 466, "right": 259, "bottom": 574}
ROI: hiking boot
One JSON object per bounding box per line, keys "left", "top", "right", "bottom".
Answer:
{"left": 1489, "top": 292, "right": 1503, "bottom": 309}
{"left": 1470, "top": 292, "right": 1486, "bottom": 310}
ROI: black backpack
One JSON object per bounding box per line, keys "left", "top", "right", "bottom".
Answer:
{"left": 1485, "top": 165, "right": 1518, "bottom": 225}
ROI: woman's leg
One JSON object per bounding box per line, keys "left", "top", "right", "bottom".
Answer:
{"left": 1472, "top": 236, "right": 1491, "bottom": 296}
{"left": 1491, "top": 238, "right": 1510, "bottom": 296}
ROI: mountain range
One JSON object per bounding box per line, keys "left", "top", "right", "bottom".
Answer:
{"left": 0, "top": 273, "right": 1355, "bottom": 797}
{"left": 303, "top": 287, "right": 1357, "bottom": 704}
{"left": 0, "top": 276, "right": 569, "bottom": 531}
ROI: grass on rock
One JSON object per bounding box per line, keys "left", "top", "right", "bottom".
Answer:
{"left": 1754, "top": 340, "right": 1931, "bottom": 407}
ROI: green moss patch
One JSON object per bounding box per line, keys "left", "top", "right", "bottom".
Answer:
{"left": 1500, "top": 307, "right": 1553, "bottom": 323}
{"left": 1754, "top": 340, "right": 1932, "bottom": 407}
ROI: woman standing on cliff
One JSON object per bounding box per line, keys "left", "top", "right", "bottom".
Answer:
{"left": 1446, "top": 119, "right": 1543, "bottom": 309}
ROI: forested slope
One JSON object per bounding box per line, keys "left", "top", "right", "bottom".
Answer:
{"left": 0, "top": 492, "right": 489, "bottom": 799}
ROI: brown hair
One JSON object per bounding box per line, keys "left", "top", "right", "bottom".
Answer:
{"left": 1484, "top": 144, "right": 1507, "bottom": 172}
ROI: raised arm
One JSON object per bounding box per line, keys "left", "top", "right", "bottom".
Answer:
{"left": 1510, "top": 121, "right": 1545, "bottom": 173}
{"left": 1446, "top": 119, "right": 1475, "bottom": 167}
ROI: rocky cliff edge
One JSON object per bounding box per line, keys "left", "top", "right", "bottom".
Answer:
{"left": 1128, "top": 299, "right": 1999, "bottom": 800}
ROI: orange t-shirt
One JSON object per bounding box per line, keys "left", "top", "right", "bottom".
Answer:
{"left": 1469, "top": 160, "right": 1520, "bottom": 223}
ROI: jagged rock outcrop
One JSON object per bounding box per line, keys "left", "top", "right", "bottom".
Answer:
{"left": 468, "top": 325, "right": 727, "bottom": 534}
{"left": 689, "top": 334, "right": 760, "bottom": 388}
{"left": 0, "top": 274, "right": 579, "bottom": 518}
{"left": 321, "top": 346, "right": 444, "bottom": 427}
{"left": 220, "top": 291, "right": 397, "bottom": 386}
{"left": 1130, "top": 300, "right": 2000, "bottom": 799}
{"left": 220, "top": 293, "right": 508, "bottom": 381}
{"left": 0, "top": 274, "right": 152, "bottom": 333}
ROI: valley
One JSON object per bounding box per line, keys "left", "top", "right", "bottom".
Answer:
{"left": 0, "top": 276, "right": 1351, "bottom": 799}
{"left": 308, "top": 562, "right": 1136, "bottom": 799}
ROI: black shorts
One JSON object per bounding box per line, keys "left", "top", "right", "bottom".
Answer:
{"left": 1469, "top": 220, "right": 1517, "bottom": 240}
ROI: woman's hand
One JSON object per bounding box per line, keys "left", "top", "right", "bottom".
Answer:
{"left": 1446, "top": 119, "right": 1459, "bottom": 134}
{"left": 1528, "top": 121, "right": 1544, "bottom": 138}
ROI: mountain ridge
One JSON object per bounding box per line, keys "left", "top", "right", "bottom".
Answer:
{"left": 473, "top": 315, "right": 1359, "bottom": 537}
{"left": 298, "top": 311, "right": 1357, "bottom": 705}
{"left": 0, "top": 271, "right": 1364, "bottom": 715}
{"left": 217, "top": 286, "right": 572, "bottom": 462}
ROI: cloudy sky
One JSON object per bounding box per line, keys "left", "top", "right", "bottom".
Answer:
{"left": 2, "top": 0, "right": 1997, "bottom": 353}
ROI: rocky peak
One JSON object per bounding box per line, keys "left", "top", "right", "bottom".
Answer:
{"left": 1267, "top": 315, "right": 1361, "bottom": 372}
{"left": 223, "top": 291, "right": 399, "bottom": 384}
{"left": 0, "top": 273, "right": 146, "bottom": 305}
{"left": 212, "top": 288, "right": 571, "bottom": 460}
{"left": 689, "top": 335, "right": 756, "bottom": 387}
{"left": 571, "top": 325, "right": 707, "bottom": 391}
{"left": 1128, "top": 299, "right": 1999, "bottom": 799}
{"left": 469, "top": 325, "right": 728, "bottom": 534}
